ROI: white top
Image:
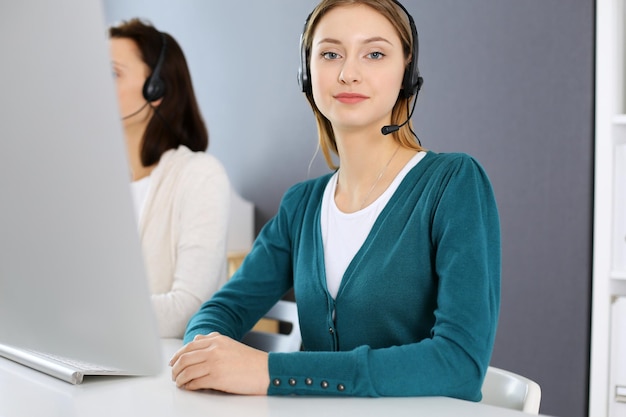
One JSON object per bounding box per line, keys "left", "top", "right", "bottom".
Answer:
{"left": 321, "top": 151, "right": 426, "bottom": 299}
{"left": 130, "top": 175, "right": 152, "bottom": 224}
{"left": 137, "top": 146, "right": 231, "bottom": 338}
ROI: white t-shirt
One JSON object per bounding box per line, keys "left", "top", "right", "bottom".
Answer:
{"left": 321, "top": 151, "right": 426, "bottom": 299}
{"left": 130, "top": 175, "right": 151, "bottom": 225}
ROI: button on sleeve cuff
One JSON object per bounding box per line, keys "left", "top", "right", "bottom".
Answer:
{"left": 266, "top": 348, "right": 378, "bottom": 396}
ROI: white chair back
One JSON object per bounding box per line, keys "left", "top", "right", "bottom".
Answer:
{"left": 481, "top": 366, "right": 542, "bottom": 414}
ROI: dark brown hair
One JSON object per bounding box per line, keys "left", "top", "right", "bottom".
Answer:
{"left": 109, "top": 18, "right": 208, "bottom": 167}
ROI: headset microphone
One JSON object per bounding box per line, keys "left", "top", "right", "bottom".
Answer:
{"left": 381, "top": 122, "right": 404, "bottom": 136}
{"left": 121, "top": 102, "right": 149, "bottom": 120}
{"left": 381, "top": 81, "right": 421, "bottom": 135}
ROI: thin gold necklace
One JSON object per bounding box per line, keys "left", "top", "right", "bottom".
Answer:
{"left": 357, "top": 144, "right": 401, "bottom": 210}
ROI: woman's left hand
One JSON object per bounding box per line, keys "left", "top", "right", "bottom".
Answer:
{"left": 169, "top": 332, "right": 270, "bottom": 395}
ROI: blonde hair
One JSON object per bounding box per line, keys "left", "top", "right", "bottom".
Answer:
{"left": 301, "top": 0, "right": 425, "bottom": 169}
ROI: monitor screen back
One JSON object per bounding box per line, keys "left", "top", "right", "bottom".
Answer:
{"left": 0, "top": 1, "right": 162, "bottom": 374}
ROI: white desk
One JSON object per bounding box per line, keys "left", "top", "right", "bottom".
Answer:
{"left": 0, "top": 339, "right": 546, "bottom": 417}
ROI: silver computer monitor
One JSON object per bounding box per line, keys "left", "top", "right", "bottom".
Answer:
{"left": 0, "top": 0, "right": 162, "bottom": 377}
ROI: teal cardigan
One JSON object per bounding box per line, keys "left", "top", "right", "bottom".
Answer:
{"left": 184, "top": 151, "right": 501, "bottom": 400}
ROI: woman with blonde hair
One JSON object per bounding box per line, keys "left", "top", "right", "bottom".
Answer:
{"left": 171, "top": 0, "right": 500, "bottom": 399}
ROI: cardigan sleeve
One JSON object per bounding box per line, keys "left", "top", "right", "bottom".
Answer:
{"left": 152, "top": 153, "right": 231, "bottom": 338}
{"left": 267, "top": 154, "right": 501, "bottom": 400}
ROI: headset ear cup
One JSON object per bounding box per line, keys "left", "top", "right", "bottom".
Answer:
{"left": 143, "top": 77, "right": 165, "bottom": 102}
{"left": 298, "top": 54, "right": 310, "bottom": 94}
{"left": 298, "top": 22, "right": 311, "bottom": 94}
{"left": 401, "top": 64, "right": 414, "bottom": 99}
{"left": 395, "top": 0, "right": 422, "bottom": 99}
{"left": 142, "top": 32, "right": 167, "bottom": 102}
{"left": 400, "top": 63, "right": 423, "bottom": 99}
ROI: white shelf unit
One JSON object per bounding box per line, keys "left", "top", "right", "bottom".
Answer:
{"left": 613, "top": 122, "right": 626, "bottom": 283}
{"left": 611, "top": 300, "right": 626, "bottom": 417}
{"left": 590, "top": 0, "right": 626, "bottom": 416}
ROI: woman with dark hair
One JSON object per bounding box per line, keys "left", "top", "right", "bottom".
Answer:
{"left": 109, "top": 19, "right": 230, "bottom": 338}
{"left": 171, "top": 0, "right": 500, "bottom": 400}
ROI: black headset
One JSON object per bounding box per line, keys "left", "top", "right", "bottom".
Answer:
{"left": 142, "top": 32, "right": 167, "bottom": 103}
{"left": 298, "top": 0, "right": 423, "bottom": 99}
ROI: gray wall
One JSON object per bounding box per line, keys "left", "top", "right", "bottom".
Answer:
{"left": 103, "top": 2, "right": 595, "bottom": 417}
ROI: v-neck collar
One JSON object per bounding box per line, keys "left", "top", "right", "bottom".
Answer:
{"left": 315, "top": 151, "right": 436, "bottom": 300}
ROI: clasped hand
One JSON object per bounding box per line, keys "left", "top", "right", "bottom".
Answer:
{"left": 169, "top": 332, "right": 270, "bottom": 395}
